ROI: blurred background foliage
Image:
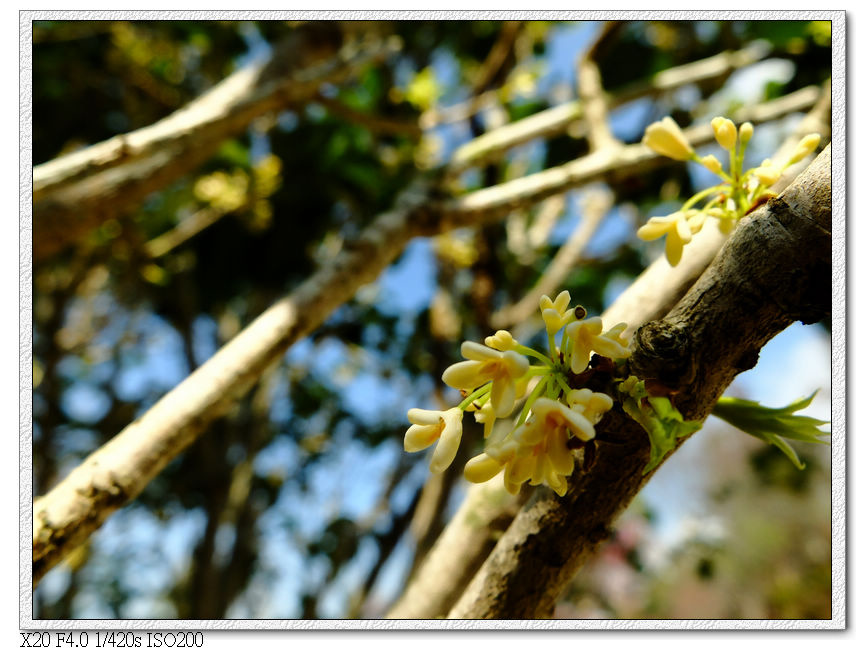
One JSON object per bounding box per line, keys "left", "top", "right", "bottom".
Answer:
{"left": 32, "top": 19, "right": 831, "bottom": 619}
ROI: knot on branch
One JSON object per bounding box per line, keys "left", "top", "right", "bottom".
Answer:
{"left": 628, "top": 320, "right": 695, "bottom": 391}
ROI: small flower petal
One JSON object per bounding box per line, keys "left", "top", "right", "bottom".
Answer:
{"left": 429, "top": 408, "right": 463, "bottom": 473}
{"left": 407, "top": 408, "right": 443, "bottom": 426}
{"left": 442, "top": 360, "right": 484, "bottom": 390}
{"left": 700, "top": 154, "right": 723, "bottom": 174}
{"left": 642, "top": 117, "right": 694, "bottom": 161}
{"left": 490, "top": 375, "right": 517, "bottom": 417}
{"left": 404, "top": 423, "right": 438, "bottom": 452}
{"left": 464, "top": 453, "right": 505, "bottom": 483}
{"left": 711, "top": 116, "right": 737, "bottom": 150}
{"left": 789, "top": 133, "right": 821, "bottom": 164}
{"left": 484, "top": 329, "right": 519, "bottom": 351}
{"left": 461, "top": 340, "right": 499, "bottom": 361}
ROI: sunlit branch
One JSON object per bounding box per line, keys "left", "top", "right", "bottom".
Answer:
{"left": 31, "top": 83, "right": 827, "bottom": 587}
{"left": 32, "top": 26, "right": 398, "bottom": 262}
{"left": 446, "top": 40, "right": 771, "bottom": 174}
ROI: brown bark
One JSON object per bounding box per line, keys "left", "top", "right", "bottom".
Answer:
{"left": 446, "top": 145, "right": 831, "bottom": 619}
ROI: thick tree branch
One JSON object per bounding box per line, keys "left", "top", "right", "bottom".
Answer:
{"left": 32, "top": 24, "right": 395, "bottom": 261}
{"left": 31, "top": 83, "right": 828, "bottom": 586}
{"left": 387, "top": 90, "right": 830, "bottom": 619}
{"left": 446, "top": 145, "right": 831, "bottom": 619}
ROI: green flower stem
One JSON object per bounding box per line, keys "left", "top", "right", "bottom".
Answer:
{"left": 681, "top": 184, "right": 727, "bottom": 212}
{"left": 526, "top": 366, "right": 552, "bottom": 377}
{"left": 559, "top": 328, "right": 571, "bottom": 365}
{"left": 547, "top": 331, "right": 558, "bottom": 358}
{"left": 562, "top": 335, "right": 572, "bottom": 370}
{"left": 515, "top": 344, "right": 554, "bottom": 366}
{"left": 553, "top": 373, "right": 571, "bottom": 396}
{"left": 515, "top": 376, "right": 549, "bottom": 427}
{"left": 458, "top": 383, "right": 492, "bottom": 410}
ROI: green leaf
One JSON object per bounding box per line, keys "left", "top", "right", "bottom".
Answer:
{"left": 619, "top": 378, "right": 702, "bottom": 475}
{"left": 712, "top": 391, "right": 829, "bottom": 469}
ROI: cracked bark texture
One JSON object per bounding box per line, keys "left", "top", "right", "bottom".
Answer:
{"left": 447, "top": 145, "right": 831, "bottom": 619}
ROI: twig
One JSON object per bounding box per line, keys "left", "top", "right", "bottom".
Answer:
{"left": 314, "top": 93, "right": 422, "bottom": 138}
{"left": 492, "top": 188, "right": 612, "bottom": 329}
{"left": 143, "top": 207, "right": 228, "bottom": 259}
{"left": 472, "top": 21, "right": 522, "bottom": 95}
{"left": 31, "top": 84, "right": 826, "bottom": 586}
{"left": 446, "top": 40, "right": 770, "bottom": 174}
{"left": 577, "top": 22, "right": 622, "bottom": 152}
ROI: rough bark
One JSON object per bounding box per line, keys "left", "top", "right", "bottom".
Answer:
{"left": 446, "top": 145, "right": 831, "bottom": 619}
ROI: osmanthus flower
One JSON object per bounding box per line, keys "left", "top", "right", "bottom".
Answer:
{"left": 465, "top": 398, "right": 597, "bottom": 496}
{"left": 642, "top": 116, "right": 695, "bottom": 161}
{"left": 484, "top": 329, "right": 519, "bottom": 351}
{"left": 539, "top": 291, "right": 576, "bottom": 335}
{"left": 470, "top": 400, "right": 497, "bottom": 439}
{"left": 637, "top": 115, "right": 824, "bottom": 268}
{"left": 699, "top": 154, "right": 723, "bottom": 175}
{"left": 405, "top": 292, "right": 647, "bottom": 493}
{"left": 711, "top": 116, "right": 737, "bottom": 151}
{"left": 442, "top": 341, "right": 529, "bottom": 417}
{"left": 789, "top": 133, "right": 821, "bottom": 164}
{"left": 636, "top": 211, "right": 692, "bottom": 267}
{"left": 404, "top": 407, "right": 464, "bottom": 473}
{"left": 565, "top": 316, "right": 632, "bottom": 374}
{"left": 567, "top": 388, "right": 614, "bottom": 424}
{"left": 753, "top": 159, "right": 782, "bottom": 187}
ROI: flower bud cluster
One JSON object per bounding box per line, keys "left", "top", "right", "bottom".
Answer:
{"left": 639, "top": 115, "right": 822, "bottom": 266}
{"left": 402, "top": 291, "right": 631, "bottom": 497}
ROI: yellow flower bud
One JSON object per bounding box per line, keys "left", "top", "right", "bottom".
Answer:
{"left": 642, "top": 117, "right": 694, "bottom": 161}
{"left": 739, "top": 122, "right": 754, "bottom": 147}
{"left": 788, "top": 133, "right": 822, "bottom": 164}
{"left": 753, "top": 160, "right": 781, "bottom": 186}
{"left": 700, "top": 154, "right": 723, "bottom": 174}
{"left": 711, "top": 117, "right": 737, "bottom": 151}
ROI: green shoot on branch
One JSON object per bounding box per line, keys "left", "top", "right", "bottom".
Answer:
{"left": 712, "top": 392, "right": 829, "bottom": 469}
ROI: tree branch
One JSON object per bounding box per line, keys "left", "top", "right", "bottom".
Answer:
{"left": 446, "top": 145, "right": 831, "bottom": 619}
{"left": 31, "top": 84, "right": 828, "bottom": 587}
{"left": 441, "top": 85, "right": 822, "bottom": 224}
{"left": 386, "top": 89, "right": 830, "bottom": 619}
{"left": 446, "top": 40, "right": 770, "bottom": 174}
{"left": 491, "top": 188, "right": 612, "bottom": 330}
{"left": 577, "top": 22, "right": 622, "bottom": 152}
{"left": 32, "top": 24, "right": 396, "bottom": 261}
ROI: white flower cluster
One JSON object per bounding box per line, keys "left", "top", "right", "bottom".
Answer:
{"left": 639, "top": 116, "right": 822, "bottom": 266}
{"left": 403, "top": 291, "right": 631, "bottom": 497}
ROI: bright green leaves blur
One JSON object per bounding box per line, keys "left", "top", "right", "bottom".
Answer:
{"left": 618, "top": 377, "right": 702, "bottom": 475}
{"left": 712, "top": 392, "right": 829, "bottom": 470}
